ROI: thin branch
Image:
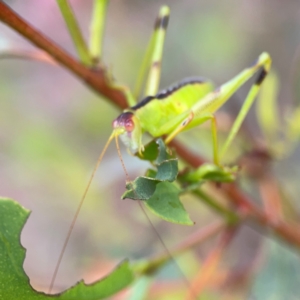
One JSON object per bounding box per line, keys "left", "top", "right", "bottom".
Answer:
{"left": 259, "top": 174, "right": 283, "bottom": 222}
{"left": 1, "top": 0, "right": 300, "bottom": 254}
{"left": 186, "top": 226, "right": 237, "bottom": 299}
{"left": 192, "top": 189, "right": 238, "bottom": 223}
{"left": 169, "top": 139, "right": 206, "bottom": 166}
{"left": 225, "top": 184, "right": 300, "bottom": 248}
{"left": 0, "top": 49, "right": 56, "bottom": 65}
{"left": 0, "top": 1, "right": 127, "bottom": 109}
{"left": 170, "top": 140, "right": 300, "bottom": 251}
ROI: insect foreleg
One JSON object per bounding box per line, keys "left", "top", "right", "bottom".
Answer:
{"left": 165, "top": 111, "right": 220, "bottom": 165}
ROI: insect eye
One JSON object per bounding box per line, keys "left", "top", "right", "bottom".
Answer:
{"left": 125, "top": 119, "right": 134, "bottom": 132}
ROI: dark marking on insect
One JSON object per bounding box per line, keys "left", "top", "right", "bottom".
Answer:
{"left": 255, "top": 68, "right": 267, "bottom": 85}
{"left": 181, "top": 112, "right": 194, "bottom": 127}
{"left": 154, "top": 15, "right": 169, "bottom": 30}
{"left": 152, "top": 61, "right": 161, "bottom": 69}
{"left": 131, "top": 77, "right": 207, "bottom": 110}
{"left": 156, "top": 77, "right": 207, "bottom": 99}
{"left": 182, "top": 119, "right": 188, "bottom": 126}
{"left": 131, "top": 96, "right": 155, "bottom": 110}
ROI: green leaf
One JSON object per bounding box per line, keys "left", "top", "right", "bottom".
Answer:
{"left": 145, "top": 182, "right": 194, "bottom": 225}
{"left": 181, "top": 163, "right": 236, "bottom": 183}
{"left": 136, "top": 140, "right": 159, "bottom": 161}
{"left": 149, "top": 139, "right": 178, "bottom": 182}
{"left": 0, "top": 198, "right": 134, "bottom": 300}
{"left": 122, "top": 177, "right": 160, "bottom": 200}
{"left": 136, "top": 138, "right": 175, "bottom": 165}
{"left": 57, "top": 260, "right": 134, "bottom": 299}
{"left": 155, "top": 159, "right": 178, "bottom": 182}
{"left": 155, "top": 138, "right": 173, "bottom": 164}
{"left": 123, "top": 139, "right": 179, "bottom": 201}
{"left": 145, "top": 169, "right": 157, "bottom": 178}
{"left": 123, "top": 139, "right": 192, "bottom": 225}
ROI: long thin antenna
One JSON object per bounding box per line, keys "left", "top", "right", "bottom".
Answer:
{"left": 48, "top": 131, "right": 116, "bottom": 293}
{"left": 114, "top": 136, "right": 197, "bottom": 299}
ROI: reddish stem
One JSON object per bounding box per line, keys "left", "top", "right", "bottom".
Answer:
{"left": 0, "top": 2, "right": 128, "bottom": 109}
{"left": 170, "top": 141, "right": 300, "bottom": 250}
{"left": 1, "top": 1, "right": 300, "bottom": 252}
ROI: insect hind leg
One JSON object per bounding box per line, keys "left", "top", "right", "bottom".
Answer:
{"left": 134, "top": 6, "right": 170, "bottom": 99}
{"left": 165, "top": 111, "right": 221, "bottom": 165}
{"left": 220, "top": 53, "right": 272, "bottom": 159}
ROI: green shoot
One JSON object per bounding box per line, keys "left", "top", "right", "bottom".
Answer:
{"left": 56, "top": 0, "right": 92, "bottom": 66}
{"left": 89, "top": 0, "right": 109, "bottom": 63}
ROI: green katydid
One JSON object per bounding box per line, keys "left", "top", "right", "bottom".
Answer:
{"left": 49, "top": 4, "right": 272, "bottom": 294}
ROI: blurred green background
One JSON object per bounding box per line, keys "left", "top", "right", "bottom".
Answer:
{"left": 1, "top": 0, "right": 300, "bottom": 299}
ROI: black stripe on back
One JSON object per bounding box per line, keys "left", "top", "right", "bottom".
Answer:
{"left": 131, "top": 77, "right": 207, "bottom": 110}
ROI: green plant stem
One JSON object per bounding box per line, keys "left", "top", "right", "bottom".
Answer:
{"left": 89, "top": 0, "right": 108, "bottom": 63}
{"left": 2, "top": 0, "right": 300, "bottom": 255}
{"left": 0, "top": 1, "right": 128, "bottom": 109}
{"left": 169, "top": 140, "right": 300, "bottom": 250}
{"left": 56, "top": 0, "right": 92, "bottom": 66}
{"left": 225, "top": 185, "right": 300, "bottom": 248}
{"left": 192, "top": 189, "right": 238, "bottom": 223}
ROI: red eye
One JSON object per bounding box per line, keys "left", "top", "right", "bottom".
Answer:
{"left": 125, "top": 119, "right": 134, "bottom": 132}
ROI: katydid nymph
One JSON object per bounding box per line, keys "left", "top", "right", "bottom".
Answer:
{"left": 50, "top": 5, "right": 272, "bottom": 295}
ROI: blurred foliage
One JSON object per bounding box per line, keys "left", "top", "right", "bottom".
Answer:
{"left": 1, "top": 0, "right": 300, "bottom": 299}
{"left": 0, "top": 198, "right": 134, "bottom": 300}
